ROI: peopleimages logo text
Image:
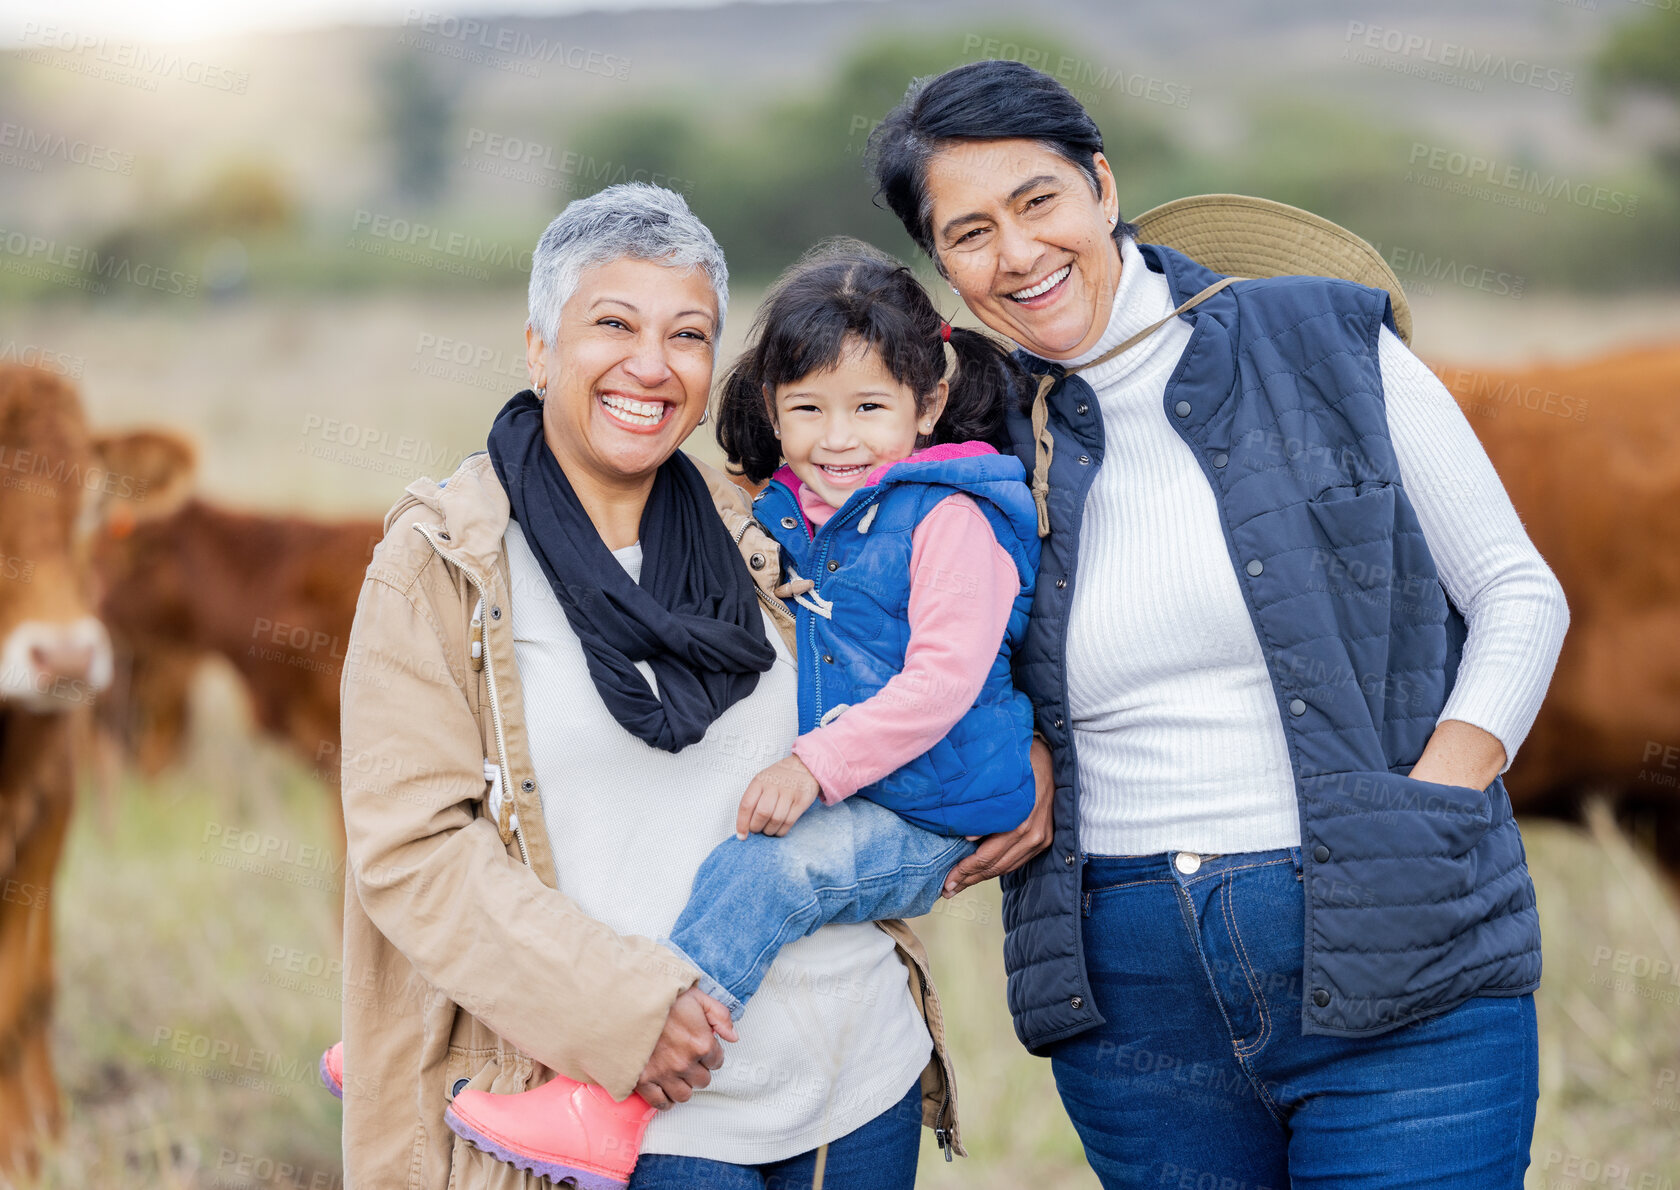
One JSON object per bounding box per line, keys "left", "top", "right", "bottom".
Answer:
{"left": 1407, "top": 145, "right": 1638, "bottom": 216}
{"left": 1344, "top": 22, "right": 1575, "bottom": 93}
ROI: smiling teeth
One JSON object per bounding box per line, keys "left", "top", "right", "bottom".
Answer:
{"left": 1010, "top": 265, "right": 1070, "bottom": 301}
{"left": 601, "top": 394, "right": 665, "bottom": 424}
{"left": 822, "top": 464, "right": 867, "bottom": 477}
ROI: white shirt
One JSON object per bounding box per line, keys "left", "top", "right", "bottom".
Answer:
{"left": 1042, "top": 236, "right": 1569, "bottom": 856}
{"left": 502, "top": 519, "right": 931, "bottom": 1163}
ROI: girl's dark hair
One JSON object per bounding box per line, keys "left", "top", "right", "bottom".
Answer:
{"left": 864, "top": 59, "right": 1137, "bottom": 269}
{"left": 715, "top": 237, "right": 1024, "bottom": 484}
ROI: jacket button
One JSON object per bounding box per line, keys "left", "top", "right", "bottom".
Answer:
{"left": 1065, "top": 852, "right": 1076, "bottom": 866}
{"left": 1053, "top": 716, "right": 1064, "bottom": 729}
{"left": 1174, "top": 400, "right": 1192, "bottom": 417}
{"left": 521, "top": 778, "right": 535, "bottom": 793}
{"left": 827, "top": 560, "right": 839, "bottom": 572}
{"left": 1070, "top": 996, "right": 1084, "bottom": 1010}
{"left": 1055, "top": 578, "right": 1067, "bottom": 589}
{"left": 749, "top": 552, "right": 767, "bottom": 570}
{"left": 1313, "top": 844, "right": 1330, "bottom": 863}
{"left": 823, "top": 654, "right": 834, "bottom": 664}
{"left": 1245, "top": 559, "right": 1264, "bottom": 577}
{"left": 1076, "top": 403, "right": 1089, "bottom": 415}
{"left": 451, "top": 1077, "right": 470, "bottom": 1097}
{"left": 437, "top": 531, "right": 451, "bottom": 541}
{"left": 1078, "top": 455, "right": 1090, "bottom": 466}
{"left": 1312, "top": 989, "right": 1330, "bottom": 1008}
{"left": 1211, "top": 452, "right": 1229, "bottom": 469}
{"left": 490, "top": 606, "right": 502, "bottom": 620}
{"left": 781, "top": 516, "right": 798, "bottom": 529}
{"left": 1289, "top": 698, "right": 1307, "bottom": 716}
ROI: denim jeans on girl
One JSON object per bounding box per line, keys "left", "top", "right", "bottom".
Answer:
{"left": 1050, "top": 848, "right": 1539, "bottom": 1190}
{"left": 662, "top": 795, "right": 975, "bottom": 1019}
{"left": 627, "top": 1077, "right": 922, "bottom": 1189}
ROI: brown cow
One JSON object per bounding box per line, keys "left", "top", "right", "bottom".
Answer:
{"left": 0, "top": 364, "right": 192, "bottom": 1175}
{"left": 1432, "top": 343, "right": 1680, "bottom": 872}
{"left": 93, "top": 500, "right": 383, "bottom": 846}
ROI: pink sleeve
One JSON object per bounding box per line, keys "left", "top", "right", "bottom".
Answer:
{"left": 792, "top": 494, "right": 1021, "bottom": 804}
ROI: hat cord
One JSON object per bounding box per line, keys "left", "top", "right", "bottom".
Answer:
{"left": 1029, "top": 276, "right": 1237, "bottom": 537}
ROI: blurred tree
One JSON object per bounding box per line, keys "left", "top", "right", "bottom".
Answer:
{"left": 1589, "top": 6, "right": 1680, "bottom": 282}
{"left": 187, "top": 163, "right": 297, "bottom": 234}
{"left": 375, "top": 49, "right": 459, "bottom": 205}
{"left": 1595, "top": 4, "right": 1680, "bottom": 180}
{"left": 566, "top": 29, "right": 1182, "bottom": 284}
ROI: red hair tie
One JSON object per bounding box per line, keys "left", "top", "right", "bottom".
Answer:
{"left": 939, "top": 320, "right": 952, "bottom": 343}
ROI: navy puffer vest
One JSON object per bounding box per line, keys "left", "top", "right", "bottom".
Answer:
{"left": 1002, "top": 243, "right": 1542, "bottom": 1052}
{"left": 755, "top": 448, "right": 1040, "bottom": 836}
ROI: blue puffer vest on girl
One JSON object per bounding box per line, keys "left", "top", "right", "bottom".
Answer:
{"left": 1001, "top": 242, "right": 1544, "bottom": 1053}
{"left": 753, "top": 445, "right": 1041, "bottom": 836}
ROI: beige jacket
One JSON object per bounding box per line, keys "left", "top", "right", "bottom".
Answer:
{"left": 338, "top": 451, "right": 962, "bottom": 1189}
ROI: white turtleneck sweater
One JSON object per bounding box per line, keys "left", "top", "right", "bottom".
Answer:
{"left": 1041, "top": 236, "right": 1569, "bottom": 856}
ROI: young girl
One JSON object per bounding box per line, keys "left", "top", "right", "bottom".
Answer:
{"left": 341, "top": 240, "right": 1042, "bottom": 1188}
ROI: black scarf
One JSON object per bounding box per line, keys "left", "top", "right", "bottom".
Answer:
{"left": 487, "top": 390, "right": 776, "bottom": 753}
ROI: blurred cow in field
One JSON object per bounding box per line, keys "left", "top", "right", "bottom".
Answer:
{"left": 1434, "top": 343, "right": 1680, "bottom": 875}
{"left": 93, "top": 499, "right": 382, "bottom": 847}
{"left": 0, "top": 364, "right": 192, "bottom": 1175}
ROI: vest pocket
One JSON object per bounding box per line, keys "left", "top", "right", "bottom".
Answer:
{"left": 829, "top": 574, "right": 887, "bottom": 641}
{"left": 1299, "top": 769, "right": 1494, "bottom": 913}
{"left": 1302, "top": 484, "right": 1399, "bottom": 588}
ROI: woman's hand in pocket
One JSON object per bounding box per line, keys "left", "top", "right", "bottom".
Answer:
{"left": 1407, "top": 718, "right": 1506, "bottom": 791}
{"left": 736, "top": 755, "right": 822, "bottom": 839}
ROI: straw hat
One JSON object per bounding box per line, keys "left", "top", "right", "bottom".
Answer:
{"left": 1132, "top": 194, "right": 1412, "bottom": 345}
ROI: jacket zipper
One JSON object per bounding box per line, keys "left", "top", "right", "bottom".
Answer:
{"left": 935, "top": 1087, "right": 953, "bottom": 1160}
{"left": 761, "top": 487, "right": 963, "bottom": 1154}
{"left": 418, "top": 526, "right": 529, "bottom": 868}
{"left": 805, "top": 492, "right": 877, "bottom": 723}
{"left": 733, "top": 508, "right": 796, "bottom": 637}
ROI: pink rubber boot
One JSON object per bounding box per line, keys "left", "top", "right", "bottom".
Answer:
{"left": 319, "top": 1042, "right": 344, "bottom": 1100}
{"left": 445, "top": 1073, "right": 657, "bottom": 1190}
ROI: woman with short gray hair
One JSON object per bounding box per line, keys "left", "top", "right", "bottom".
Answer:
{"left": 333, "top": 183, "right": 957, "bottom": 1190}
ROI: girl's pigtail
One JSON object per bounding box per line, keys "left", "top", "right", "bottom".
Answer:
{"left": 714, "top": 356, "right": 784, "bottom": 484}
{"left": 936, "top": 325, "right": 1027, "bottom": 455}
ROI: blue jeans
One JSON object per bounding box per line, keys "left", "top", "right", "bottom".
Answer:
{"left": 1050, "top": 848, "right": 1539, "bottom": 1189}
{"left": 627, "top": 1077, "right": 922, "bottom": 1189}
{"left": 664, "top": 796, "right": 974, "bottom": 1018}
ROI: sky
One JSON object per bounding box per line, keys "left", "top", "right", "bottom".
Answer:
{"left": 1, "top": 0, "right": 844, "bottom": 46}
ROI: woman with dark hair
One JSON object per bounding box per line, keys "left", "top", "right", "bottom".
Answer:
{"left": 866, "top": 59, "right": 1569, "bottom": 1188}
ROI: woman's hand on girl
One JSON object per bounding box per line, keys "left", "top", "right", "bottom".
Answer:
{"left": 941, "top": 735, "right": 1056, "bottom": 896}
{"left": 736, "top": 756, "right": 822, "bottom": 839}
